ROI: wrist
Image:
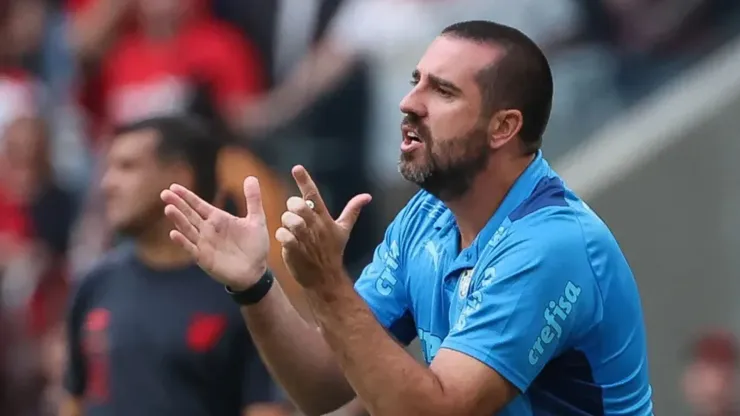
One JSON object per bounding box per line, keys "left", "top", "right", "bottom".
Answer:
{"left": 226, "top": 268, "right": 274, "bottom": 306}
{"left": 230, "top": 263, "right": 268, "bottom": 292}
{"left": 306, "top": 268, "right": 352, "bottom": 302}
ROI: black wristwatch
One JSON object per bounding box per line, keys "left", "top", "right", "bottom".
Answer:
{"left": 225, "top": 269, "right": 274, "bottom": 305}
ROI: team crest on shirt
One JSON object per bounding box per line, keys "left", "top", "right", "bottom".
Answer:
{"left": 187, "top": 313, "right": 228, "bottom": 353}
{"left": 458, "top": 269, "right": 473, "bottom": 299}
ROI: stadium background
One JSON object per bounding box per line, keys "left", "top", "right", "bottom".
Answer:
{"left": 0, "top": 0, "right": 739, "bottom": 414}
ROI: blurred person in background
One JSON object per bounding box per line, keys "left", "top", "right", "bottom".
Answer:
{"left": 683, "top": 331, "right": 739, "bottom": 416}
{"left": 62, "top": 116, "right": 289, "bottom": 416}
{"left": 577, "top": 0, "right": 740, "bottom": 104}
{"left": 64, "top": 0, "right": 269, "bottom": 276}
{"left": 0, "top": 0, "right": 47, "bottom": 136}
{"left": 0, "top": 116, "right": 76, "bottom": 329}
{"left": 0, "top": 116, "right": 76, "bottom": 415}
{"left": 67, "top": 0, "right": 265, "bottom": 140}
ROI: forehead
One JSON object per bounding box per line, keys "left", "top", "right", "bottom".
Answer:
{"left": 416, "top": 36, "right": 503, "bottom": 88}
{"left": 108, "top": 129, "right": 159, "bottom": 160}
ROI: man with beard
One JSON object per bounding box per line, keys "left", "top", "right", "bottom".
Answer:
{"left": 61, "top": 116, "right": 287, "bottom": 416}
{"left": 160, "top": 21, "right": 654, "bottom": 415}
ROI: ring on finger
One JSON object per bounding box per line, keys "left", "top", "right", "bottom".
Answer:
{"left": 305, "top": 199, "right": 315, "bottom": 211}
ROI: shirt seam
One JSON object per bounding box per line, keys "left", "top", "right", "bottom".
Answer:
{"left": 568, "top": 205, "right": 607, "bottom": 349}
{"left": 441, "top": 338, "right": 529, "bottom": 392}
{"left": 570, "top": 209, "right": 606, "bottom": 307}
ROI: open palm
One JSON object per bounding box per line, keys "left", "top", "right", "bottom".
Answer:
{"left": 161, "top": 177, "right": 269, "bottom": 290}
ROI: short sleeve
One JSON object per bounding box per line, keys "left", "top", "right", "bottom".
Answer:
{"left": 440, "top": 218, "right": 603, "bottom": 392}
{"left": 354, "top": 214, "right": 415, "bottom": 345}
{"left": 64, "top": 279, "right": 91, "bottom": 396}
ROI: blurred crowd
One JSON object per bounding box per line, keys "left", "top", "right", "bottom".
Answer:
{"left": 1, "top": 0, "right": 740, "bottom": 414}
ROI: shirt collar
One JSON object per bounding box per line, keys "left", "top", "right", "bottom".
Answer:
{"left": 435, "top": 150, "right": 551, "bottom": 260}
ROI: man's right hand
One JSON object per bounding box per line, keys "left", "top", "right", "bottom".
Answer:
{"left": 161, "top": 177, "right": 269, "bottom": 291}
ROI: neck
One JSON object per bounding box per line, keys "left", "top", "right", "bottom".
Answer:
{"left": 446, "top": 153, "right": 535, "bottom": 249}
{"left": 135, "top": 218, "right": 193, "bottom": 269}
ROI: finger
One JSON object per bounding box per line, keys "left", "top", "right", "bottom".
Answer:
{"left": 291, "top": 165, "right": 328, "bottom": 216}
{"left": 286, "top": 196, "right": 316, "bottom": 225}
{"left": 243, "top": 176, "right": 266, "bottom": 223}
{"left": 169, "top": 230, "right": 199, "bottom": 258}
{"left": 164, "top": 204, "right": 200, "bottom": 243}
{"left": 161, "top": 190, "right": 204, "bottom": 229}
{"left": 168, "top": 184, "right": 215, "bottom": 219}
{"left": 281, "top": 211, "right": 309, "bottom": 238}
{"left": 275, "top": 227, "right": 299, "bottom": 249}
{"left": 336, "top": 193, "right": 372, "bottom": 231}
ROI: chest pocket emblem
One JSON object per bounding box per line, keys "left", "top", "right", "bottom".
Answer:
{"left": 458, "top": 269, "right": 473, "bottom": 299}
{"left": 187, "top": 313, "right": 227, "bottom": 353}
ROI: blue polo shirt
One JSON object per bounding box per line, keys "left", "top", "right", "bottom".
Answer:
{"left": 355, "top": 152, "right": 654, "bottom": 415}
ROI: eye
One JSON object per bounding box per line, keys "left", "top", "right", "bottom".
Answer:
{"left": 435, "top": 85, "right": 453, "bottom": 98}
{"left": 409, "top": 79, "right": 419, "bottom": 86}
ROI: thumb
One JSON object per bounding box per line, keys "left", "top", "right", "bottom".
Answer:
{"left": 336, "top": 193, "right": 372, "bottom": 231}
{"left": 243, "top": 176, "right": 266, "bottom": 222}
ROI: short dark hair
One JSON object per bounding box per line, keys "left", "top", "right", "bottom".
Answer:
{"left": 114, "top": 115, "right": 222, "bottom": 202}
{"left": 441, "top": 20, "right": 553, "bottom": 153}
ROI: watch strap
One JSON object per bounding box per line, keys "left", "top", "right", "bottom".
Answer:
{"left": 225, "top": 269, "right": 274, "bottom": 305}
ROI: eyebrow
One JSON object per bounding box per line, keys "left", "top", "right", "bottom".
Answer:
{"left": 412, "top": 69, "right": 463, "bottom": 95}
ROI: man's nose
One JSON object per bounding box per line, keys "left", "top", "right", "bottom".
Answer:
{"left": 399, "top": 88, "right": 427, "bottom": 119}
{"left": 100, "top": 171, "right": 115, "bottom": 194}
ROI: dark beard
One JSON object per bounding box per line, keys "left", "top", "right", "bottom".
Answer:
{"left": 114, "top": 203, "right": 165, "bottom": 239}
{"left": 399, "top": 124, "right": 490, "bottom": 202}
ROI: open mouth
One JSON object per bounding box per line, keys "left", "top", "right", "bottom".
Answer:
{"left": 401, "top": 128, "right": 424, "bottom": 152}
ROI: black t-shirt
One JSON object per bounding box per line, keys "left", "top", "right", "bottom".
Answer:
{"left": 64, "top": 246, "right": 276, "bottom": 416}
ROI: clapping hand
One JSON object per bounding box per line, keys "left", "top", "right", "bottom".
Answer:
{"left": 276, "top": 166, "right": 371, "bottom": 289}
{"left": 160, "top": 177, "right": 269, "bottom": 291}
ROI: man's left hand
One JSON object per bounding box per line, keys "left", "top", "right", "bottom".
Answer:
{"left": 275, "top": 165, "right": 371, "bottom": 289}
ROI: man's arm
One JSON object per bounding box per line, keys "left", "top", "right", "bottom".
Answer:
{"left": 67, "top": 0, "right": 131, "bottom": 63}
{"left": 240, "top": 324, "right": 295, "bottom": 416}
{"left": 242, "top": 39, "right": 357, "bottom": 134}
{"left": 305, "top": 275, "right": 516, "bottom": 416}
{"left": 240, "top": 0, "right": 372, "bottom": 134}
{"left": 242, "top": 202, "right": 415, "bottom": 416}
{"left": 304, "top": 219, "right": 600, "bottom": 416}
{"left": 241, "top": 281, "right": 355, "bottom": 416}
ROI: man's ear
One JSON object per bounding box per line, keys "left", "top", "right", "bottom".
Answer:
{"left": 487, "top": 109, "right": 523, "bottom": 150}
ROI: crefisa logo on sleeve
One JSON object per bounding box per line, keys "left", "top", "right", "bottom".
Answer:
{"left": 375, "top": 240, "right": 401, "bottom": 296}
{"left": 528, "top": 281, "right": 582, "bottom": 365}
